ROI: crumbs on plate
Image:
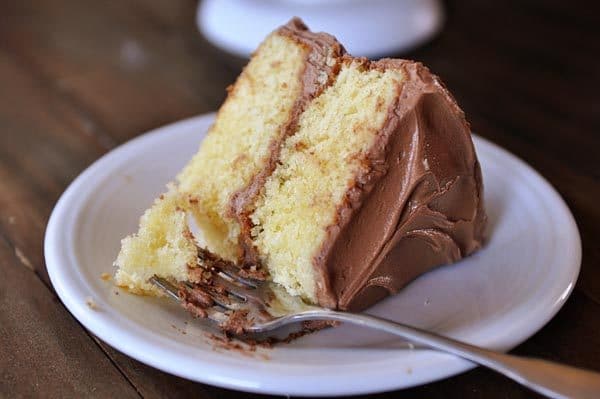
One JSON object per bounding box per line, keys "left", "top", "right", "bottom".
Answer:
{"left": 85, "top": 296, "right": 99, "bottom": 310}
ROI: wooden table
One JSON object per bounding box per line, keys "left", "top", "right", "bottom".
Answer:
{"left": 1, "top": 1, "right": 598, "bottom": 397}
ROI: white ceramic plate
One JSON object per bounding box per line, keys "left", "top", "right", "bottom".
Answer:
{"left": 45, "top": 114, "right": 581, "bottom": 396}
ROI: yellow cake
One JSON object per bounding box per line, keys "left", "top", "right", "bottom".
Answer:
{"left": 114, "top": 185, "right": 197, "bottom": 295}
{"left": 115, "top": 18, "right": 485, "bottom": 311}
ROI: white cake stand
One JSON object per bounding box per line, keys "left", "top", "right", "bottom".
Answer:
{"left": 197, "top": 0, "right": 444, "bottom": 58}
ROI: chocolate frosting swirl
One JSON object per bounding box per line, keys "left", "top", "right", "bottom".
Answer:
{"left": 313, "top": 60, "right": 486, "bottom": 310}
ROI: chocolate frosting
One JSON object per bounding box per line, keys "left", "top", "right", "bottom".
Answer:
{"left": 314, "top": 60, "right": 486, "bottom": 310}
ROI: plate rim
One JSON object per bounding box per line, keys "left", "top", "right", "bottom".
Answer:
{"left": 44, "top": 114, "right": 582, "bottom": 396}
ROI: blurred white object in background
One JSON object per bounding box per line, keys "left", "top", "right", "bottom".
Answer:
{"left": 198, "top": 0, "right": 444, "bottom": 58}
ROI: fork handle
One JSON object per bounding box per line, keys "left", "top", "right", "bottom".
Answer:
{"left": 300, "top": 311, "right": 600, "bottom": 399}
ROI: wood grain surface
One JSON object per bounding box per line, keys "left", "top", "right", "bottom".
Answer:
{"left": 1, "top": 0, "right": 598, "bottom": 397}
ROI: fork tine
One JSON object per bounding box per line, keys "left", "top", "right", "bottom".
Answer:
{"left": 150, "top": 274, "right": 274, "bottom": 332}
{"left": 183, "top": 281, "right": 243, "bottom": 311}
{"left": 150, "top": 276, "right": 180, "bottom": 301}
{"left": 215, "top": 263, "right": 260, "bottom": 288}
{"left": 151, "top": 276, "right": 233, "bottom": 324}
{"left": 196, "top": 247, "right": 262, "bottom": 288}
{"left": 211, "top": 274, "right": 266, "bottom": 303}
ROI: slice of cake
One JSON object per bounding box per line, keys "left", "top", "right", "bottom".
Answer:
{"left": 115, "top": 18, "right": 485, "bottom": 312}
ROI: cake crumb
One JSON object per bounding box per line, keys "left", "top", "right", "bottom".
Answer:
{"left": 100, "top": 272, "right": 112, "bottom": 281}
{"left": 86, "top": 297, "right": 99, "bottom": 310}
{"left": 407, "top": 342, "right": 415, "bottom": 350}
{"left": 406, "top": 367, "right": 413, "bottom": 374}
{"left": 205, "top": 333, "right": 272, "bottom": 358}
{"left": 7, "top": 216, "right": 16, "bottom": 224}
{"left": 170, "top": 323, "right": 188, "bottom": 335}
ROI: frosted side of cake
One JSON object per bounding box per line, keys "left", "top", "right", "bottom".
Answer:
{"left": 313, "top": 60, "right": 486, "bottom": 310}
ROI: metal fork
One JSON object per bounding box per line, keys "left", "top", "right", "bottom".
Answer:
{"left": 151, "top": 273, "right": 600, "bottom": 399}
